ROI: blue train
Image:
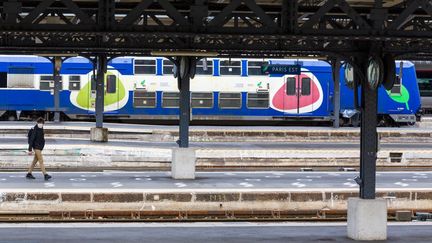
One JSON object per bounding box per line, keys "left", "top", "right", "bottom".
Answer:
{"left": 0, "top": 56, "right": 421, "bottom": 125}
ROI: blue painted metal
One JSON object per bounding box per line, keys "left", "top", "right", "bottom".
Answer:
{"left": 213, "top": 59, "right": 220, "bottom": 76}
{"left": 241, "top": 60, "right": 248, "bottom": 77}
{"left": 156, "top": 58, "right": 163, "bottom": 76}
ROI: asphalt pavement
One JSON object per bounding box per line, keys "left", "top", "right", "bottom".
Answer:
{"left": 0, "top": 222, "right": 430, "bottom": 243}
{"left": 0, "top": 171, "right": 430, "bottom": 190}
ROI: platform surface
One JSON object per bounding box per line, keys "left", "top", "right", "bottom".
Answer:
{"left": 0, "top": 171, "right": 430, "bottom": 191}
{"left": 0, "top": 222, "right": 430, "bottom": 243}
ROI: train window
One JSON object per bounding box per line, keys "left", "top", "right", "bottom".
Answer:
{"left": 69, "top": 76, "right": 81, "bottom": 90}
{"left": 91, "top": 75, "right": 96, "bottom": 91}
{"left": 40, "top": 75, "right": 62, "bottom": 91}
{"left": 418, "top": 78, "right": 432, "bottom": 97}
{"left": 391, "top": 62, "right": 405, "bottom": 95}
{"left": 135, "top": 59, "right": 156, "bottom": 74}
{"left": 390, "top": 75, "right": 402, "bottom": 95}
{"left": 163, "top": 59, "right": 212, "bottom": 75}
{"left": 219, "top": 92, "right": 241, "bottom": 109}
{"left": 163, "top": 60, "right": 175, "bottom": 75}
{"left": 8, "top": 67, "right": 35, "bottom": 88}
{"left": 301, "top": 78, "right": 311, "bottom": 96}
{"left": 192, "top": 92, "right": 213, "bottom": 108}
{"left": 417, "top": 71, "right": 432, "bottom": 79}
{"left": 286, "top": 77, "right": 296, "bottom": 95}
{"left": 39, "top": 82, "right": 51, "bottom": 90}
{"left": 196, "top": 60, "right": 213, "bottom": 75}
{"left": 220, "top": 60, "right": 241, "bottom": 75}
{"left": 248, "top": 61, "right": 267, "bottom": 76}
{"left": 106, "top": 75, "right": 117, "bottom": 93}
{"left": 69, "top": 76, "right": 80, "bottom": 81}
{"left": 162, "top": 92, "right": 179, "bottom": 108}
{"left": 133, "top": 90, "right": 156, "bottom": 108}
{"left": 40, "top": 75, "right": 63, "bottom": 81}
{"left": 247, "top": 92, "right": 269, "bottom": 109}
{"left": 0, "top": 72, "right": 7, "bottom": 88}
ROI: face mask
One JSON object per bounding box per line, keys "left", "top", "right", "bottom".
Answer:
{"left": 37, "top": 123, "right": 43, "bottom": 128}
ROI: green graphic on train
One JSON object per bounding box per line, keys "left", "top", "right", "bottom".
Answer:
{"left": 75, "top": 72, "right": 126, "bottom": 109}
{"left": 387, "top": 84, "right": 410, "bottom": 110}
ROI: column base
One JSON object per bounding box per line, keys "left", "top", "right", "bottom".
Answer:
{"left": 347, "top": 198, "right": 387, "bottom": 241}
{"left": 90, "top": 127, "right": 108, "bottom": 142}
{"left": 171, "top": 148, "right": 196, "bottom": 179}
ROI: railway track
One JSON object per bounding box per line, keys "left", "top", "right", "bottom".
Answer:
{"left": 0, "top": 209, "right": 430, "bottom": 223}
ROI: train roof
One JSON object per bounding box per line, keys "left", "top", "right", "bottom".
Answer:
{"left": 0, "top": 55, "right": 414, "bottom": 69}
{"left": 411, "top": 61, "right": 432, "bottom": 71}
{"left": 0, "top": 55, "right": 132, "bottom": 64}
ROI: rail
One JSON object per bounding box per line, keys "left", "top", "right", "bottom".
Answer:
{"left": 0, "top": 209, "right": 430, "bottom": 223}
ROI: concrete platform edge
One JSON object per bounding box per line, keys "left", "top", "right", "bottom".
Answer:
{"left": 0, "top": 189, "right": 431, "bottom": 214}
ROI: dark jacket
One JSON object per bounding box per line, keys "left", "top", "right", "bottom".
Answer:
{"left": 28, "top": 125, "right": 45, "bottom": 151}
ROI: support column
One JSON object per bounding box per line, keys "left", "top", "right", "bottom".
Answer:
{"left": 178, "top": 67, "right": 191, "bottom": 148}
{"left": 281, "top": 0, "right": 298, "bottom": 33}
{"left": 347, "top": 54, "right": 387, "bottom": 241}
{"left": 177, "top": 57, "right": 192, "bottom": 148}
{"left": 172, "top": 56, "right": 196, "bottom": 179}
{"left": 53, "top": 57, "right": 62, "bottom": 123}
{"left": 91, "top": 55, "right": 108, "bottom": 142}
{"left": 4, "top": 1, "right": 21, "bottom": 25}
{"left": 95, "top": 55, "right": 107, "bottom": 129}
{"left": 359, "top": 73, "right": 378, "bottom": 199}
{"left": 331, "top": 59, "right": 341, "bottom": 128}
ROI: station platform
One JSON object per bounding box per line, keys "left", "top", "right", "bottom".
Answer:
{"left": 1, "top": 171, "right": 431, "bottom": 190}
{"left": 0, "top": 121, "right": 431, "bottom": 143}
{"left": 0, "top": 222, "right": 431, "bottom": 243}
{"left": 0, "top": 172, "right": 431, "bottom": 217}
{"left": 1, "top": 137, "right": 432, "bottom": 171}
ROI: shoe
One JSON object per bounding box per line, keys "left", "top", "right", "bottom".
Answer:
{"left": 26, "top": 173, "right": 36, "bottom": 179}
{"left": 44, "top": 174, "right": 52, "bottom": 181}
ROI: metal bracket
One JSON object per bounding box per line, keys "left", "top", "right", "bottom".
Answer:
{"left": 354, "top": 176, "right": 362, "bottom": 186}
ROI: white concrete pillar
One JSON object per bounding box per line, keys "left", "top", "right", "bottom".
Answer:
{"left": 90, "top": 127, "right": 108, "bottom": 142}
{"left": 347, "top": 198, "right": 387, "bottom": 241}
{"left": 171, "top": 148, "right": 196, "bottom": 179}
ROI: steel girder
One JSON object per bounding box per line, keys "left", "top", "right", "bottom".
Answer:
{"left": 0, "top": 0, "right": 431, "bottom": 58}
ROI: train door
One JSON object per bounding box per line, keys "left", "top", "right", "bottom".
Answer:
{"left": 105, "top": 72, "right": 120, "bottom": 112}
{"left": 284, "top": 76, "right": 298, "bottom": 113}
{"left": 284, "top": 75, "right": 314, "bottom": 114}
{"left": 87, "top": 72, "right": 120, "bottom": 113}
{"left": 298, "top": 75, "right": 313, "bottom": 113}
{"left": 88, "top": 73, "right": 96, "bottom": 113}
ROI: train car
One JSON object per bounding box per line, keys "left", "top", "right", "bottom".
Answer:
{"left": 340, "top": 60, "right": 421, "bottom": 125}
{"left": 0, "top": 56, "right": 421, "bottom": 125}
{"left": 413, "top": 61, "right": 432, "bottom": 114}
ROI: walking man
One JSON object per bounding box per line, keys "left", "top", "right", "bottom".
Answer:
{"left": 26, "top": 117, "right": 52, "bottom": 180}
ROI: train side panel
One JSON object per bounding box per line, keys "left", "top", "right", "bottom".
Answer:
{"left": 0, "top": 56, "right": 421, "bottom": 124}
